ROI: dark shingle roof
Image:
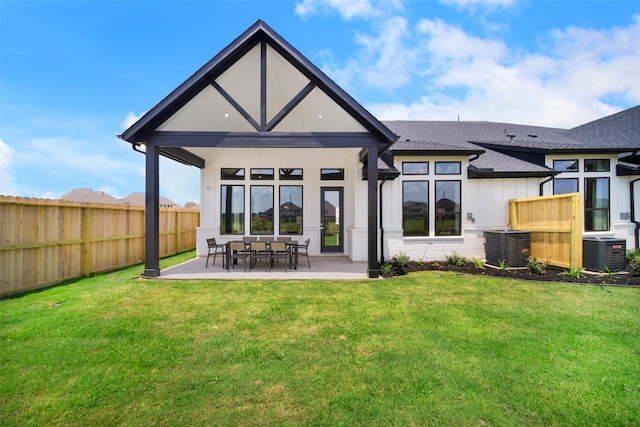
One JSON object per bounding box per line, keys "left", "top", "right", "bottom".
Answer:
{"left": 382, "top": 106, "right": 640, "bottom": 178}
{"left": 564, "top": 105, "right": 640, "bottom": 149}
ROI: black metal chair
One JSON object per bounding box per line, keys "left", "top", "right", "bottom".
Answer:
{"left": 250, "top": 240, "right": 270, "bottom": 271}
{"left": 228, "top": 241, "right": 250, "bottom": 272}
{"left": 297, "top": 238, "right": 311, "bottom": 268}
{"left": 206, "top": 237, "right": 226, "bottom": 268}
{"left": 269, "top": 241, "right": 289, "bottom": 272}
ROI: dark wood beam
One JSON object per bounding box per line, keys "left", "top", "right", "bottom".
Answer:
{"left": 143, "top": 145, "right": 161, "bottom": 278}
{"left": 367, "top": 145, "right": 379, "bottom": 278}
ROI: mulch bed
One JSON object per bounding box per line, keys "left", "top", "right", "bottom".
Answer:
{"left": 385, "top": 261, "right": 640, "bottom": 287}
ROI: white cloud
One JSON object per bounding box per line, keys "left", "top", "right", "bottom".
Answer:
{"left": 295, "top": 0, "right": 404, "bottom": 19}
{"left": 0, "top": 139, "right": 17, "bottom": 196}
{"left": 323, "top": 16, "right": 418, "bottom": 91}
{"left": 312, "top": 3, "right": 640, "bottom": 128}
{"left": 121, "top": 111, "right": 145, "bottom": 131}
{"left": 439, "top": 0, "right": 516, "bottom": 10}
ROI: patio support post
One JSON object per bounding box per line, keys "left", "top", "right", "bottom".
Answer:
{"left": 143, "top": 144, "right": 161, "bottom": 277}
{"left": 367, "top": 145, "right": 379, "bottom": 278}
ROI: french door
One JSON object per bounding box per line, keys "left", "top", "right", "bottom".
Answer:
{"left": 320, "top": 187, "right": 343, "bottom": 253}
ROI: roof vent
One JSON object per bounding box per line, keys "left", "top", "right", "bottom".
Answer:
{"left": 528, "top": 134, "right": 537, "bottom": 138}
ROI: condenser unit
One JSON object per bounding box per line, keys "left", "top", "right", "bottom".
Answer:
{"left": 582, "top": 237, "right": 626, "bottom": 272}
{"left": 484, "top": 230, "right": 531, "bottom": 268}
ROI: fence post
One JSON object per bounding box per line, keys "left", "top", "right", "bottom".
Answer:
{"left": 82, "top": 206, "right": 92, "bottom": 276}
{"left": 570, "top": 193, "right": 583, "bottom": 269}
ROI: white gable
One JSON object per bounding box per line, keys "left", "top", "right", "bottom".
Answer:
{"left": 155, "top": 41, "right": 367, "bottom": 134}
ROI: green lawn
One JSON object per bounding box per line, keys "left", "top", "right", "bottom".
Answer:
{"left": 1, "top": 251, "right": 638, "bottom": 426}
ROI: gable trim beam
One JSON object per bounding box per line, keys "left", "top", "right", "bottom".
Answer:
{"left": 147, "top": 131, "right": 380, "bottom": 148}
{"left": 211, "top": 81, "right": 261, "bottom": 131}
{"left": 266, "top": 82, "right": 315, "bottom": 131}
{"left": 159, "top": 147, "right": 205, "bottom": 168}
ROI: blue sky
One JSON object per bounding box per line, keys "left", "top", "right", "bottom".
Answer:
{"left": 1, "top": 0, "right": 639, "bottom": 205}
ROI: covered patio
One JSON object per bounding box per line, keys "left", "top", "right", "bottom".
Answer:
{"left": 158, "top": 255, "right": 369, "bottom": 280}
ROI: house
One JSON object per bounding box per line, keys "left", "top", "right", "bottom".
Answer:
{"left": 60, "top": 188, "right": 123, "bottom": 205}
{"left": 119, "top": 20, "right": 640, "bottom": 278}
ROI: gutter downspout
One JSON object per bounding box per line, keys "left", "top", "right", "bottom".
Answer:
{"left": 379, "top": 179, "right": 387, "bottom": 264}
{"left": 539, "top": 176, "right": 554, "bottom": 196}
{"left": 630, "top": 178, "right": 640, "bottom": 249}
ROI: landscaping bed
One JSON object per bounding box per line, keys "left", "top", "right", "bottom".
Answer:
{"left": 382, "top": 250, "right": 640, "bottom": 286}
{"left": 387, "top": 261, "right": 640, "bottom": 286}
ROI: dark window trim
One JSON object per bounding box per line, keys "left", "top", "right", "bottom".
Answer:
{"left": 435, "top": 161, "right": 461, "bottom": 175}
{"left": 434, "top": 180, "right": 461, "bottom": 236}
{"left": 584, "top": 159, "right": 611, "bottom": 172}
{"left": 321, "top": 168, "right": 345, "bottom": 181}
{"left": 250, "top": 168, "right": 275, "bottom": 180}
{"left": 553, "top": 178, "right": 579, "bottom": 195}
{"left": 402, "top": 161, "right": 429, "bottom": 175}
{"left": 220, "top": 184, "right": 245, "bottom": 235}
{"left": 553, "top": 159, "right": 579, "bottom": 173}
{"left": 584, "top": 177, "right": 610, "bottom": 232}
{"left": 279, "top": 168, "right": 303, "bottom": 180}
{"left": 250, "top": 185, "right": 275, "bottom": 235}
{"left": 402, "top": 180, "right": 429, "bottom": 237}
{"left": 221, "top": 168, "right": 245, "bottom": 180}
{"left": 279, "top": 185, "right": 303, "bottom": 235}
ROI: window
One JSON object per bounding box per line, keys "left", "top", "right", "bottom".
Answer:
{"left": 250, "top": 186, "right": 274, "bottom": 235}
{"left": 553, "top": 159, "right": 578, "bottom": 172}
{"left": 279, "top": 168, "right": 303, "bottom": 180}
{"left": 585, "top": 177, "right": 609, "bottom": 231}
{"left": 250, "top": 168, "right": 274, "bottom": 180}
{"left": 402, "top": 162, "right": 428, "bottom": 175}
{"left": 553, "top": 178, "right": 579, "bottom": 195}
{"left": 220, "top": 185, "right": 244, "bottom": 234}
{"left": 435, "top": 162, "right": 461, "bottom": 175}
{"left": 221, "top": 168, "right": 245, "bottom": 180}
{"left": 321, "top": 169, "right": 344, "bottom": 180}
{"left": 584, "top": 159, "right": 610, "bottom": 172}
{"left": 280, "top": 186, "right": 303, "bottom": 235}
{"left": 435, "top": 181, "right": 461, "bottom": 236}
{"left": 403, "top": 181, "right": 428, "bottom": 236}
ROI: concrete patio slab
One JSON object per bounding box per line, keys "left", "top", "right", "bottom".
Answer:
{"left": 158, "top": 256, "right": 372, "bottom": 280}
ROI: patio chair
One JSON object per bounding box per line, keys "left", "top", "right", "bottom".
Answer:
{"left": 228, "top": 241, "right": 250, "bottom": 272}
{"left": 297, "top": 238, "right": 311, "bottom": 268}
{"left": 276, "top": 236, "right": 291, "bottom": 241}
{"left": 259, "top": 236, "right": 274, "bottom": 242}
{"left": 243, "top": 236, "right": 258, "bottom": 242}
{"left": 206, "top": 237, "right": 226, "bottom": 268}
{"left": 269, "top": 241, "right": 289, "bottom": 272}
{"left": 250, "top": 240, "right": 269, "bottom": 271}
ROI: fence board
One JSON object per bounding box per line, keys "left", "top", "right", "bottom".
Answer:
{"left": 509, "top": 193, "right": 582, "bottom": 269}
{"left": 0, "top": 196, "right": 199, "bottom": 296}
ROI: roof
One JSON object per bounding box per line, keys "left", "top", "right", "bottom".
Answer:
{"left": 564, "top": 105, "right": 640, "bottom": 149}
{"left": 384, "top": 106, "right": 640, "bottom": 178}
{"left": 60, "top": 188, "right": 123, "bottom": 205}
{"left": 122, "top": 192, "right": 178, "bottom": 208}
{"left": 119, "top": 20, "right": 398, "bottom": 160}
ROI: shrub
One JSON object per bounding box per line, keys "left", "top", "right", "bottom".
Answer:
{"left": 628, "top": 254, "right": 640, "bottom": 274}
{"left": 471, "top": 257, "right": 484, "bottom": 269}
{"left": 379, "top": 262, "right": 393, "bottom": 275}
{"left": 522, "top": 248, "right": 547, "bottom": 275}
{"left": 446, "top": 252, "right": 467, "bottom": 267}
{"left": 560, "top": 267, "right": 585, "bottom": 279}
{"left": 391, "top": 251, "right": 410, "bottom": 267}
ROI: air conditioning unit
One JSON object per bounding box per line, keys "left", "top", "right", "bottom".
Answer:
{"left": 582, "top": 237, "right": 626, "bottom": 272}
{"left": 484, "top": 230, "right": 531, "bottom": 267}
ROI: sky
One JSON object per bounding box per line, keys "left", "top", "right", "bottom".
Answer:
{"left": 1, "top": 0, "right": 639, "bottom": 206}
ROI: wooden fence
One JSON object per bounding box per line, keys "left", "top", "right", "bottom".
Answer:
{"left": 0, "top": 196, "right": 199, "bottom": 297}
{"left": 508, "top": 193, "right": 582, "bottom": 269}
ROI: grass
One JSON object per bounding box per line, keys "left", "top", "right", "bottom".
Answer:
{"left": 2, "top": 251, "right": 639, "bottom": 426}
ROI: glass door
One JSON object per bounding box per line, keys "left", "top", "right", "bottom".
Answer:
{"left": 321, "top": 187, "right": 343, "bottom": 253}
